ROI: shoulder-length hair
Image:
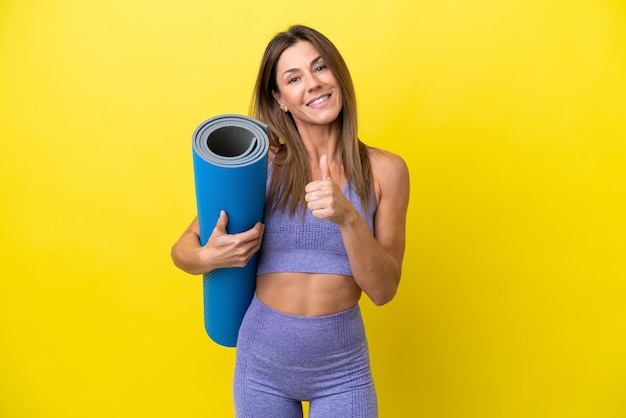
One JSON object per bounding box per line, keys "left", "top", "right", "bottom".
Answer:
{"left": 250, "top": 25, "right": 373, "bottom": 217}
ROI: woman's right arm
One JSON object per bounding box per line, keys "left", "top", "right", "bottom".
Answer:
{"left": 171, "top": 211, "right": 265, "bottom": 275}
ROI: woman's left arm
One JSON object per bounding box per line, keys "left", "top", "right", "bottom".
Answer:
{"left": 343, "top": 148, "right": 410, "bottom": 305}
{"left": 306, "top": 149, "right": 410, "bottom": 305}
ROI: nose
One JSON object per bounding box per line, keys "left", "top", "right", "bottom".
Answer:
{"left": 306, "top": 73, "right": 322, "bottom": 92}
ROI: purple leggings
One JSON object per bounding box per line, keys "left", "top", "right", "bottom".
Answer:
{"left": 233, "top": 294, "right": 378, "bottom": 417}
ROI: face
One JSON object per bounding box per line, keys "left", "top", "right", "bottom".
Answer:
{"left": 272, "top": 41, "right": 343, "bottom": 130}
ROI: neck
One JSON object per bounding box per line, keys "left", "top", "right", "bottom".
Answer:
{"left": 296, "top": 119, "right": 341, "bottom": 163}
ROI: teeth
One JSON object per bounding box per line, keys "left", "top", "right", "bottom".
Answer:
{"left": 309, "top": 95, "right": 328, "bottom": 106}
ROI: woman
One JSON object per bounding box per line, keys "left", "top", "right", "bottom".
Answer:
{"left": 171, "top": 25, "right": 410, "bottom": 417}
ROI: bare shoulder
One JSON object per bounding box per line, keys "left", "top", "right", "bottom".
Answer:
{"left": 368, "top": 147, "right": 410, "bottom": 195}
{"left": 368, "top": 147, "right": 407, "bottom": 169}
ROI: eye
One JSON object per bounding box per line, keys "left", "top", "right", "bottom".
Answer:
{"left": 287, "top": 76, "right": 300, "bottom": 84}
{"left": 314, "top": 64, "right": 328, "bottom": 72}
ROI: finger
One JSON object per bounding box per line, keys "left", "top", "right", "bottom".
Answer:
{"left": 233, "top": 222, "right": 264, "bottom": 243}
{"left": 310, "top": 207, "right": 327, "bottom": 219}
{"left": 320, "top": 154, "right": 331, "bottom": 180}
{"left": 256, "top": 223, "right": 264, "bottom": 235}
{"left": 305, "top": 182, "right": 319, "bottom": 194}
{"left": 213, "top": 210, "right": 228, "bottom": 234}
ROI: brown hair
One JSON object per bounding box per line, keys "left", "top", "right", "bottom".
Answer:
{"left": 250, "top": 25, "right": 373, "bottom": 216}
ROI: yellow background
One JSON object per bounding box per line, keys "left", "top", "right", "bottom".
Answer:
{"left": 1, "top": 0, "right": 625, "bottom": 417}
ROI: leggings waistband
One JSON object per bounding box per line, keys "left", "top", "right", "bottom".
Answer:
{"left": 237, "top": 294, "right": 367, "bottom": 359}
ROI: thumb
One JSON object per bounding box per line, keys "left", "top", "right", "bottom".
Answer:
{"left": 320, "top": 154, "right": 331, "bottom": 180}
{"left": 213, "top": 210, "right": 228, "bottom": 234}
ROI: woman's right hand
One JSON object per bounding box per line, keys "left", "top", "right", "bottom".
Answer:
{"left": 170, "top": 211, "right": 265, "bottom": 275}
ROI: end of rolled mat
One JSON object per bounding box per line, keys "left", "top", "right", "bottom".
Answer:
{"left": 192, "top": 114, "right": 269, "bottom": 168}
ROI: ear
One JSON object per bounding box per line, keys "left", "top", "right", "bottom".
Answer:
{"left": 272, "top": 90, "right": 283, "bottom": 108}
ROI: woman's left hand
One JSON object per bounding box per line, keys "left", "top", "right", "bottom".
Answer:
{"left": 304, "top": 155, "right": 354, "bottom": 225}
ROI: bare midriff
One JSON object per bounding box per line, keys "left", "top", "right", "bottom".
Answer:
{"left": 255, "top": 273, "right": 362, "bottom": 316}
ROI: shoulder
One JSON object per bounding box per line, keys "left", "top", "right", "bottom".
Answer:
{"left": 369, "top": 147, "right": 409, "bottom": 204}
{"left": 368, "top": 147, "right": 408, "bottom": 175}
{"left": 369, "top": 147, "right": 409, "bottom": 187}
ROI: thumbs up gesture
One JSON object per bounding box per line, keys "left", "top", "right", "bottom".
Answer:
{"left": 305, "top": 155, "right": 351, "bottom": 224}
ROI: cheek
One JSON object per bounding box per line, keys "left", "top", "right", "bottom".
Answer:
{"left": 326, "top": 76, "right": 342, "bottom": 98}
{"left": 283, "top": 89, "right": 302, "bottom": 106}
{"left": 326, "top": 72, "right": 340, "bottom": 86}
{"left": 332, "top": 89, "right": 343, "bottom": 108}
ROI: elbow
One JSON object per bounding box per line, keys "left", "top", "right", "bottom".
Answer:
{"left": 170, "top": 244, "right": 202, "bottom": 275}
{"left": 170, "top": 243, "right": 184, "bottom": 269}
{"left": 372, "top": 292, "right": 395, "bottom": 306}
{"left": 170, "top": 245, "right": 188, "bottom": 273}
{"left": 372, "top": 264, "right": 402, "bottom": 306}
{"left": 363, "top": 265, "right": 402, "bottom": 306}
{"left": 369, "top": 280, "right": 399, "bottom": 306}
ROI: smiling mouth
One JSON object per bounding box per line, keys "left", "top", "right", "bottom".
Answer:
{"left": 307, "top": 94, "right": 330, "bottom": 106}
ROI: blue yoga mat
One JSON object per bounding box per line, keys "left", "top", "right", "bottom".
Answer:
{"left": 192, "top": 114, "right": 269, "bottom": 347}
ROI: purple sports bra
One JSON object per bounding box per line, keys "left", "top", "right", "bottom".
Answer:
{"left": 256, "top": 159, "right": 376, "bottom": 277}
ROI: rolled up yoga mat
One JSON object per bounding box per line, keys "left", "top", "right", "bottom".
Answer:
{"left": 192, "top": 114, "right": 269, "bottom": 347}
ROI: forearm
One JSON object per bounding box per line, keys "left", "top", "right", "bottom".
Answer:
{"left": 171, "top": 229, "right": 215, "bottom": 275}
{"left": 340, "top": 212, "right": 402, "bottom": 306}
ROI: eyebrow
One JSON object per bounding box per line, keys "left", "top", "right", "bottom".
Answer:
{"left": 282, "top": 55, "right": 324, "bottom": 77}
